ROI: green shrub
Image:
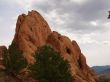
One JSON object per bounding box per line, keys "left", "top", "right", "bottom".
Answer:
{"left": 29, "top": 45, "right": 73, "bottom": 82}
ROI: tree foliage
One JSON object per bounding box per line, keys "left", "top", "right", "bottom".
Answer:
{"left": 29, "top": 45, "right": 73, "bottom": 82}
{"left": 3, "top": 42, "right": 27, "bottom": 75}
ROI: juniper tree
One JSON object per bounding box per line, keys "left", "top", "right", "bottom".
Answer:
{"left": 29, "top": 45, "right": 73, "bottom": 82}
{"left": 3, "top": 42, "right": 27, "bottom": 76}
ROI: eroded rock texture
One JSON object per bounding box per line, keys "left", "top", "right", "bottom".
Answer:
{"left": 0, "top": 46, "right": 7, "bottom": 69}
{"left": 0, "top": 10, "right": 98, "bottom": 82}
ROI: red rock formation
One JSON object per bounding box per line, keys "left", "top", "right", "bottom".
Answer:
{"left": 0, "top": 10, "right": 98, "bottom": 82}
{"left": 13, "top": 10, "right": 98, "bottom": 82}
{"left": 46, "top": 31, "right": 98, "bottom": 82}
{"left": 0, "top": 46, "right": 7, "bottom": 69}
{"left": 13, "top": 10, "right": 51, "bottom": 64}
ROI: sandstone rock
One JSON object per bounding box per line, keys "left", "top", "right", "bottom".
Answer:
{"left": 0, "top": 10, "right": 98, "bottom": 82}
{"left": 12, "top": 10, "right": 98, "bottom": 82}
{"left": 13, "top": 10, "right": 51, "bottom": 64}
{"left": 47, "top": 31, "right": 98, "bottom": 82}
{"left": 0, "top": 46, "right": 7, "bottom": 69}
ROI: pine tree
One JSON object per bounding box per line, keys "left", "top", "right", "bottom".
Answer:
{"left": 29, "top": 45, "right": 74, "bottom": 82}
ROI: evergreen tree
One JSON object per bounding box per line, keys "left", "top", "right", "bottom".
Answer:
{"left": 29, "top": 45, "right": 73, "bottom": 82}
{"left": 3, "top": 42, "right": 27, "bottom": 76}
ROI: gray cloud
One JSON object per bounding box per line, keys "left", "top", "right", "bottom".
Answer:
{"left": 32, "top": 0, "right": 110, "bottom": 34}
{"left": 77, "top": 0, "right": 110, "bottom": 20}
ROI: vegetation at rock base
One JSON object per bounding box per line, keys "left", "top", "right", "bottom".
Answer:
{"left": 2, "top": 44, "right": 73, "bottom": 82}
{"left": 100, "top": 78, "right": 110, "bottom": 82}
{"left": 29, "top": 45, "right": 74, "bottom": 82}
{"left": 3, "top": 42, "right": 28, "bottom": 77}
{"left": 99, "top": 77, "right": 110, "bottom": 82}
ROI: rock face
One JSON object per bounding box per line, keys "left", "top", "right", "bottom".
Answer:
{"left": 13, "top": 10, "right": 98, "bottom": 82}
{"left": 46, "top": 31, "right": 98, "bottom": 82}
{"left": 13, "top": 11, "right": 51, "bottom": 64}
{"left": 0, "top": 46, "right": 7, "bottom": 69}
{"left": 0, "top": 10, "right": 98, "bottom": 82}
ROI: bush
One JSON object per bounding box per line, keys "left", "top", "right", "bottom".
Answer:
{"left": 29, "top": 45, "right": 73, "bottom": 82}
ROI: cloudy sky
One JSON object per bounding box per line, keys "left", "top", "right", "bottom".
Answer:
{"left": 0, "top": 0, "right": 110, "bottom": 66}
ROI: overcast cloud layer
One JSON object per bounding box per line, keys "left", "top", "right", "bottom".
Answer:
{"left": 0, "top": 0, "right": 110, "bottom": 66}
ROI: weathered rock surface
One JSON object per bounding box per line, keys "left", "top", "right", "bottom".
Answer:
{"left": 46, "top": 31, "right": 98, "bottom": 82}
{"left": 0, "top": 10, "right": 98, "bottom": 82}
{"left": 13, "top": 10, "right": 51, "bottom": 64}
{"left": 0, "top": 46, "right": 7, "bottom": 69}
